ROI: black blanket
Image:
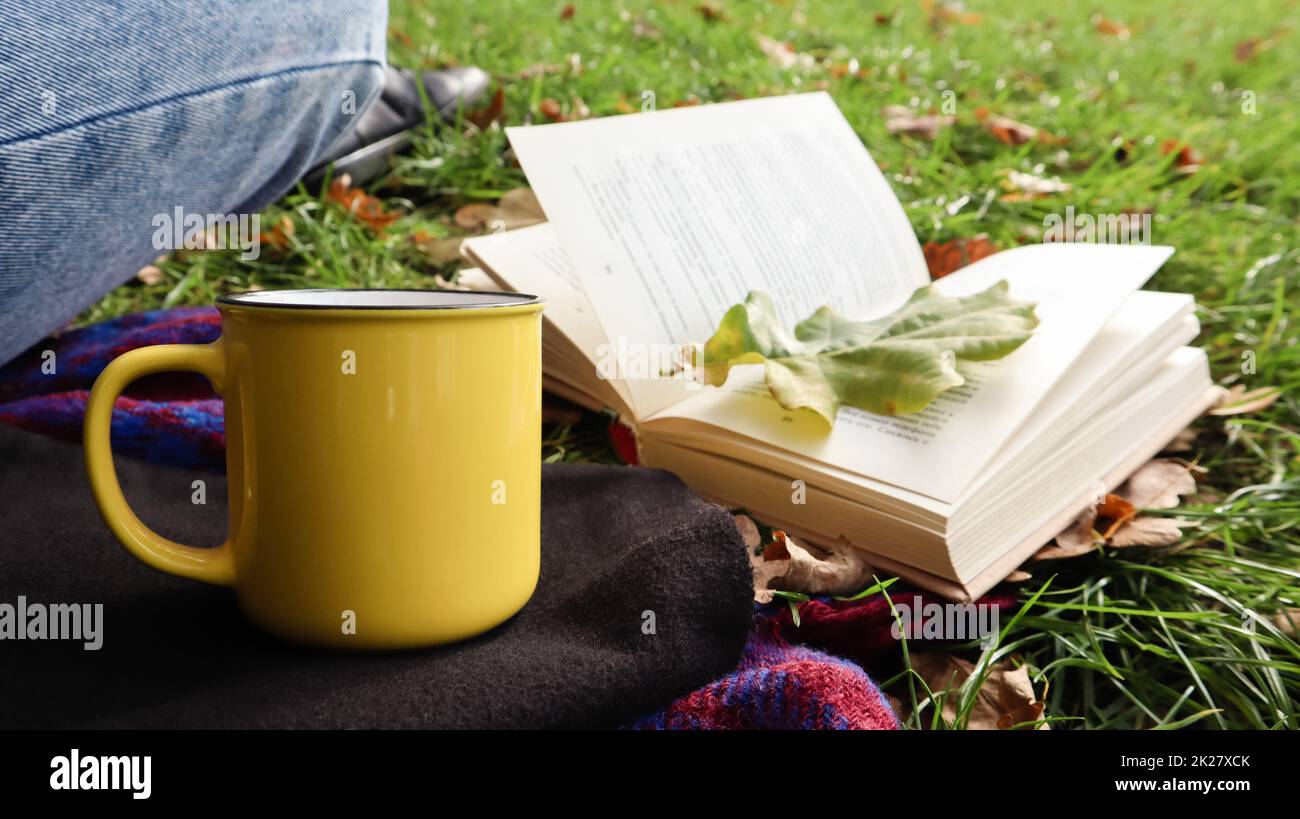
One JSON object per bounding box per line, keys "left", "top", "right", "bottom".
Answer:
{"left": 0, "top": 424, "right": 753, "bottom": 728}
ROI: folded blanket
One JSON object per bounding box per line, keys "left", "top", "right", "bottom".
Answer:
{"left": 0, "top": 306, "right": 1000, "bottom": 729}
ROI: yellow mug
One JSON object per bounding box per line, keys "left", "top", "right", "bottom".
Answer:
{"left": 84, "top": 289, "right": 544, "bottom": 649}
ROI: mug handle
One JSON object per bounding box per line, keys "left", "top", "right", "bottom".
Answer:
{"left": 84, "top": 341, "right": 236, "bottom": 585}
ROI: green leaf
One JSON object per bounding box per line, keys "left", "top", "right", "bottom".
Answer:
{"left": 703, "top": 281, "right": 1038, "bottom": 425}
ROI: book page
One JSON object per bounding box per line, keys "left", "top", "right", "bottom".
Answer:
{"left": 462, "top": 224, "right": 606, "bottom": 363}
{"left": 644, "top": 242, "right": 1175, "bottom": 503}
{"left": 462, "top": 224, "right": 635, "bottom": 414}
{"left": 507, "top": 92, "right": 930, "bottom": 418}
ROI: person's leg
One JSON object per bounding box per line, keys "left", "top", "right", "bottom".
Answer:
{"left": 0, "top": 0, "right": 388, "bottom": 366}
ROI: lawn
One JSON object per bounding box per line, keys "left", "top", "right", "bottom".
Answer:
{"left": 86, "top": 0, "right": 1299, "bottom": 728}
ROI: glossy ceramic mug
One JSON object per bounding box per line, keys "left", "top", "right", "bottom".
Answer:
{"left": 84, "top": 289, "right": 544, "bottom": 649}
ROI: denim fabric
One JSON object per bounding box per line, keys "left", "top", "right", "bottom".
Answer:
{"left": 0, "top": 0, "right": 388, "bottom": 365}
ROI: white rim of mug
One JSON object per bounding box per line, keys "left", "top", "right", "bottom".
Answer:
{"left": 216, "top": 288, "right": 543, "bottom": 311}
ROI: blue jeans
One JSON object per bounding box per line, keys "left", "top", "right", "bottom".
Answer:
{"left": 0, "top": 0, "right": 388, "bottom": 366}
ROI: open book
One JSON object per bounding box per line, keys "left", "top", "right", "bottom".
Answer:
{"left": 462, "top": 92, "right": 1220, "bottom": 601}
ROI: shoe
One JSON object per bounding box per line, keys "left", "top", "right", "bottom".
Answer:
{"left": 304, "top": 65, "right": 491, "bottom": 188}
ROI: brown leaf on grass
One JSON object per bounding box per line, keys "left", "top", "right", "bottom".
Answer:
{"left": 874, "top": 10, "right": 896, "bottom": 25}
{"left": 466, "top": 86, "right": 505, "bottom": 130}
{"left": 494, "top": 187, "right": 547, "bottom": 228}
{"left": 974, "top": 107, "right": 1062, "bottom": 146}
{"left": 454, "top": 203, "right": 499, "bottom": 231}
{"left": 756, "top": 34, "right": 816, "bottom": 72}
{"left": 260, "top": 215, "right": 295, "bottom": 252}
{"left": 410, "top": 230, "right": 464, "bottom": 266}
{"left": 326, "top": 174, "right": 400, "bottom": 235}
{"left": 1037, "top": 459, "right": 1199, "bottom": 560}
{"left": 1211, "top": 384, "right": 1282, "bottom": 416}
{"left": 695, "top": 2, "right": 727, "bottom": 22}
{"left": 884, "top": 104, "right": 955, "bottom": 140}
{"left": 537, "top": 96, "right": 590, "bottom": 123}
{"left": 539, "top": 98, "right": 564, "bottom": 121}
{"left": 1160, "top": 139, "right": 1204, "bottom": 173}
{"left": 1035, "top": 505, "right": 1101, "bottom": 560}
{"left": 999, "top": 170, "right": 1072, "bottom": 201}
{"left": 1118, "top": 459, "right": 1197, "bottom": 509}
{"left": 748, "top": 529, "right": 873, "bottom": 604}
{"left": 1235, "top": 27, "right": 1290, "bottom": 62}
{"left": 388, "top": 27, "right": 414, "bottom": 49}
{"left": 921, "top": 0, "right": 981, "bottom": 30}
{"left": 517, "top": 62, "right": 563, "bottom": 79}
{"left": 1109, "top": 517, "right": 1184, "bottom": 548}
{"left": 424, "top": 188, "right": 547, "bottom": 265}
{"left": 1275, "top": 608, "right": 1300, "bottom": 636}
{"left": 909, "top": 654, "right": 1048, "bottom": 730}
{"left": 1093, "top": 16, "right": 1130, "bottom": 39}
{"left": 559, "top": 3, "right": 575, "bottom": 21}
{"left": 922, "top": 235, "right": 997, "bottom": 279}
{"left": 456, "top": 188, "right": 547, "bottom": 234}
{"left": 1095, "top": 493, "right": 1137, "bottom": 539}
{"left": 135, "top": 264, "right": 165, "bottom": 285}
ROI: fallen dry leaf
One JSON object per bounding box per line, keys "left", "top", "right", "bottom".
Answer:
{"left": 1234, "top": 27, "right": 1290, "bottom": 62}
{"left": 466, "top": 86, "right": 505, "bottom": 130}
{"left": 539, "top": 98, "right": 564, "bottom": 121}
{"left": 974, "top": 107, "right": 1059, "bottom": 146}
{"left": 748, "top": 529, "right": 874, "bottom": 604}
{"left": 1000, "top": 170, "right": 1072, "bottom": 201}
{"left": 1035, "top": 505, "right": 1101, "bottom": 560}
{"left": 414, "top": 188, "right": 546, "bottom": 266}
{"left": 695, "top": 2, "right": 727, "bottom": 22}
{"left": 1036, "top": 458, "right": 1199, "bottom": 560}
{"left": 909, "top": 654, "right": 1048, "bottom": 730}
{"left": 135, "top": 264, "right": 165, "bottom": 285}
{"left": 492, "top": 187, "right": 547, "bottom": 230}
{"left": 922, "top": 235, "right": 997, "bottom": 279}
{"left": 1109, "top": 516, "right": 1184, "bottom": 548}
{"left": 1096, "top": 493, "right": 1137, "bottom": 539}
{"left": 921, "top": 0, "right": 981, "bottom": 30}
{"left": 1094, "top": 16, "right": 1130, "bottom": 39}
{"left": 1211, "top": 384, "right": 1282, "bottom": 416}
{"left": 326, "top": 174, "right": 400, "bottom": 235}
{"left": 454, "top": 203, "right": 498, "bottom": 231}
{"left": 410, "top": 230, "right": 464, "bottom": 265}
{"left": 517, "top": 62, "right": 563, "bottom": 79}
{"left": 884, "top": 104, "right": 955, "bottom": 140}
{"left": 1160, "top": 139, "right": 1204, "bottom": 173}
{"left": 559, "top": 3, "right": 575, "bottom": 21}
{"left": 756, "top": 34, "right": 816, "bottom": 72}
{"left": 1118, "top": 459, "right": 1197, "bottom": 509}
{"left": 453, "top": 188, "right": 546, "bottom": 235}
{"left": 260, "top": 215, "right": 295, "bottom": 252}
{"left": 1275, "top": 608, "right": 1300, "bottom": 636}
{"left": 1163, "top": 426, "right": 1200, "bottom": 453}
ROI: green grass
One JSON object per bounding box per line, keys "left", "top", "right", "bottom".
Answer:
{"left": 85, "top": 0, "right": 1299, "bottom": 728}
